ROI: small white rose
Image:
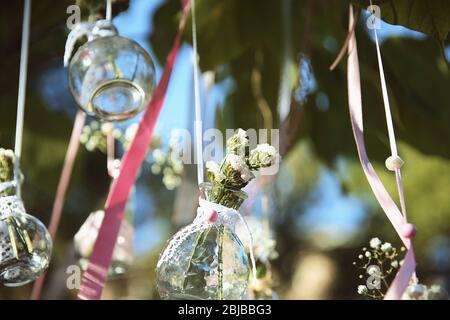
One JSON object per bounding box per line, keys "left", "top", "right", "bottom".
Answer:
{"left": 226, "top": 154, "right": 245, "bottom": 171}
{"left": 206, "top": 161, "right": 219, "bottom": 173}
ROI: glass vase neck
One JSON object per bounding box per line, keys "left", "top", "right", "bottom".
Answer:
{"left": 199, "top": 182, "right": 247, "bottom": 210}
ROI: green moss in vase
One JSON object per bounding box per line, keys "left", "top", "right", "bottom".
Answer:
{"left": 0, "top": 148, "right": 16, "bottom": 197}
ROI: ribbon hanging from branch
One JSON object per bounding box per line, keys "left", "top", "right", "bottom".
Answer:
{"left": 14, "top": 0, "right": 31, "bottom": 164}
{"left": 346, "top": 5, "right": 416, "bottom": 300}
{"left": 191, "top": 0, "right": 204, "bottom": 185}
{"left": 77, "top": 0, "right": 192, "bottom": 300}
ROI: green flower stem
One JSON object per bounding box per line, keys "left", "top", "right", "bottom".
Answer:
{"left": 109, "top": 54, "right": 123, "bottom": 79}
{"left": 182, "top": 230, "right": 202, "bottom": 290}
{"left": 3, "top": 216, "right": 34, "bottom": 259}
{"left": 6, "top": 217, "right": 19, "bottom": 259}
{"left": 183, "top": 227, "right": 211, "bottom": 291}
{"left": 13, "top": 217, "right": 33, "bottom": 254}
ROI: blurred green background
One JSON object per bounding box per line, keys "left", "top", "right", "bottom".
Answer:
{"left": 0, "top": 0, "right": 449, "bottom": 299}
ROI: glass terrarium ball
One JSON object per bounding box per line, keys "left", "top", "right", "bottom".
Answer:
{"left": 0, "top": 210, "right": 52, "bottom": 286}
{"left": 157, "top": 224, "right": 250, "bottom": 300}
{"left": 68, "top": 36, "right": 156, "bottom": 121}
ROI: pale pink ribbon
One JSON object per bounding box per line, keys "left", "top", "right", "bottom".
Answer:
{"left": 106, "top": 128, "right": 120, "bottom": 179}
{"left": 77, "top": 1, "right": 192, "bottom": 300}
{"left": 31, "top": 110, "right": 86, "bottom": 300}
{"left": 346, "top": 5, "right": 416, "bottom": 300}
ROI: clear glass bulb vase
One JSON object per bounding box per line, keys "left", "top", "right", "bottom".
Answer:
{"left": 68, "top": 35, "right": 156, "bottom": 122}
{"left": 156, "top": 183, "right": 250, "bottom": 300}
{"left": 74, "top": 208, "right": 134, "bottom": 278}
{"left": 0, "top": 154, "right": 52, "bottom": 286}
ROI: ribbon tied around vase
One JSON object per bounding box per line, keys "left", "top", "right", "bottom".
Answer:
{"left": 156, "top": 197, "right": 257, "bottom": 300}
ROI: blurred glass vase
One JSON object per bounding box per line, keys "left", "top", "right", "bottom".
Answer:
{"left": 156, "top": 183, "right": 250, "bottom": 300}
{"left": 0, "top": 149, "right": 52, "bottom": 286}
{"left": 74, "top": 210, "right": 134, "bottom": 278}
{"left": 67, "top": 23, "right": 156, "bottom": 121}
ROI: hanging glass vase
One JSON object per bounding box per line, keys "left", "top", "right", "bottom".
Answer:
{"left": 67, "top": 20, "right": 156, "bottom": 122}
{"left": 74, "top": 210, "right": 134, "bottom": 278}
{"left": 156, "top": 182, "right": 251, "bottom": 300}
{"left": 73, "top": 203, "right": 134, "bottom": 278}
{"left": 0, "top": 149, "right": 52, "bottom": 286}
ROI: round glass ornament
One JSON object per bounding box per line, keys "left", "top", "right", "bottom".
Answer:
{"left": 68, "top": 31, "right": 156, "bottom": 122}
{"left": 0, "top": 152, "right": 52, "bottom": 286}
{"left": 156, "top": 183, "right": 250, "bottom": 300}
{"left": 74, "top": 210, "right": 134, "bottom": 278}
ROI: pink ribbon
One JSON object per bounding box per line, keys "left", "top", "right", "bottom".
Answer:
{"left": 77, "top": 1, "right": 192, "bottom": 300}
{"left": 346, "top": 5, "right": 416, "bottom": 300}
{"left": 31, "top": 110, "right": 86, "bottom": 300}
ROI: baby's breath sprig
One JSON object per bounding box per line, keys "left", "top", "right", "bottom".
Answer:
{"left": 355, "top": 237, "right": 450, "bottom": 300}
{"left": 150, "top": 136, "right": 184, "bottom": 190}
{"left": 79, "top": 121, "right": 186, "bottom": 190}
{"left": 79, "top": 121, "right": 118, "bottom": 152}
{"left": 354, "top": 237, "right": 404, "bottom": 299}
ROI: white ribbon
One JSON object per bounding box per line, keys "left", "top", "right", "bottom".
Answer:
{"left": 191, "top": 0, "right": 204, "bottom": 185}
{"left": 63, "top": 19, "right": 118, "bottom": 67}
{"left": 196, "top": 198, "right": 257, "bottom": 286}
{"left": 106, "top": 0, "right": 112, "bottom": 21}
{"left": 14, "top": 0, "right": 31, "bottom": 161}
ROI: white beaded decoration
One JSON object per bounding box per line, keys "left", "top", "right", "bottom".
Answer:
{"left": 385, "top": 155, "right": 404, "bottom": 171}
